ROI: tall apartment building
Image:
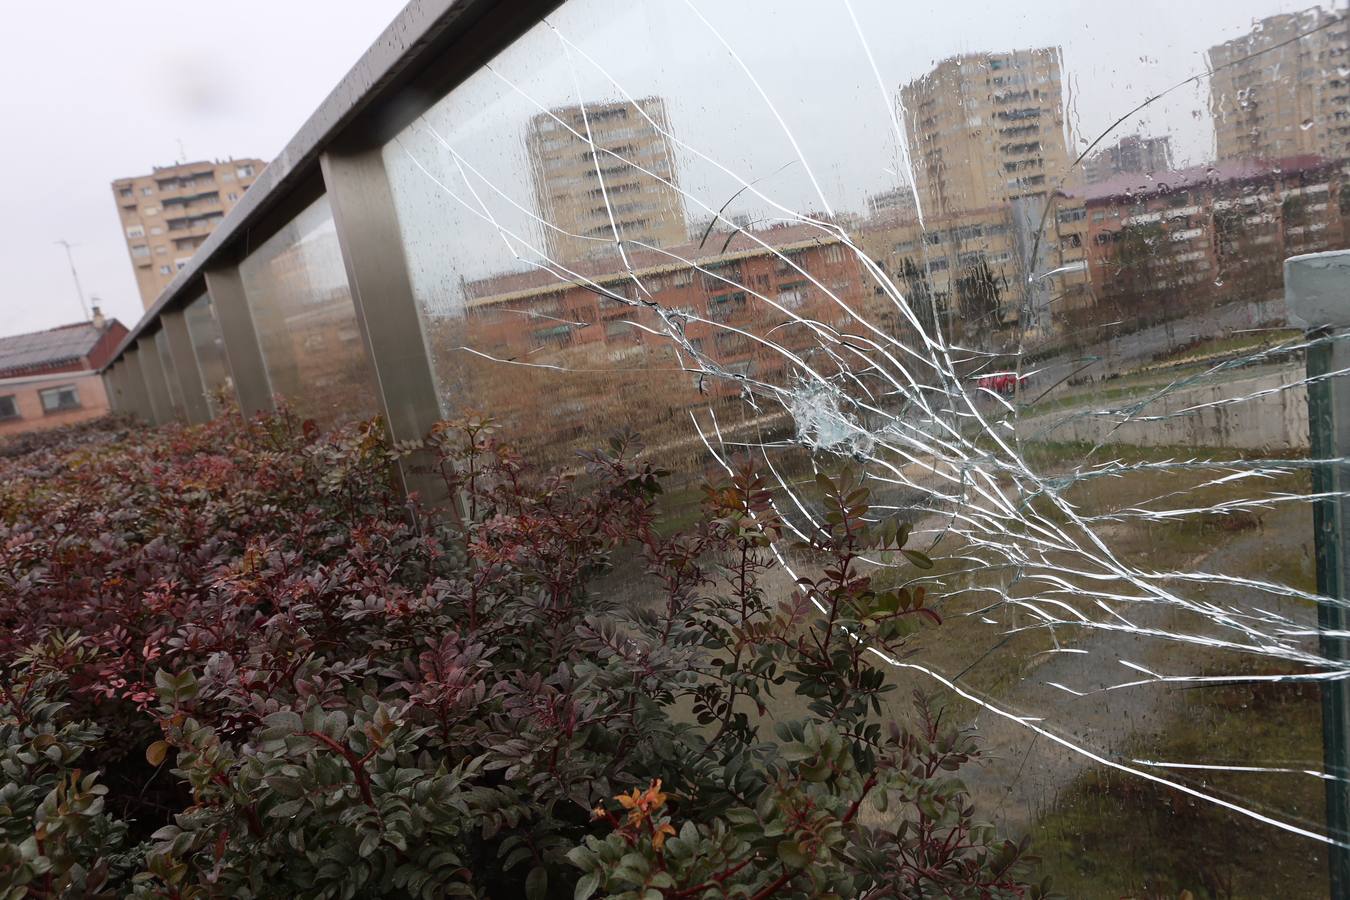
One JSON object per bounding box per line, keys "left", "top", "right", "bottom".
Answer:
{"left": 112, "top": 158, "right": 266, "bottom": 308}
{"left": 1083, "top": 134, "right": 1174, "bottom": 184}
{"left": 892, "top": 49, "right": 1087, "bottom": 340}
{"left": 1208, "top": 7, "right": 1349, "bottom": 164}
{"left": 526, "top": 97, "right": 686, "bottom": 264}
{"left": 900, "top": 47, "right": 1073, "bottom": 217}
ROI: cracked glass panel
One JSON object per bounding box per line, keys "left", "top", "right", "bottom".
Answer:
{"left": 183, "top": 292, "right": 233, "bottom": 416}
{"left": 381, "top": 1, "right": 1348, "bottom": 892}
{"left": 237, "top": 195, "right": 378, "bottom": 426}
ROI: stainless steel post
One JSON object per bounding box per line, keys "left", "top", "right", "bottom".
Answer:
{"left": 1288, "top": 249, "right": 1350, "bottom": 896}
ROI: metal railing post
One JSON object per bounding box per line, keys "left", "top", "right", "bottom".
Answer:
{"left": 204, "top": 267, "right": 274, "bottom": 418}
{"left": 1288, "top": 249, "right": 1350, "bottom": 896}
{"left": 162, "top": 307, "right": 212, "bottom": 424}
{"left": 121, "top": 346, "right": 155, "bottom": 424}
{"left": 321, "top": 146, "right": 449, "bottom": 505}
{"left": 103, "top": 365, "right": 123, "bottom": 415}
{"left": 137, "top": 336, "right": 175, "bottom": 425}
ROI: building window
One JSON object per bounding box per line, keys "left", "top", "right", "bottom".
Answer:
{"left": 155, "top": 245, "right": 168, "bottom": 255}
{"left": 143, "top": 206, "right": 160, "bottom": 216}
{"left": 130, "top": 244, "right": 150, "bottom": 258}
{"left": 141, "top": 186, "right": 154, "bottom": 196}
{"left": 158, "top": 265, "right": 172, "bottom": 275}
{"left": 0, "top": 395, "right": 17, "bottom": 420}
{"left": 118, "top": 187, "right": 133, "bottom": 198}
{"left": 227, "top": 192, "right": 239, "bottom": 202}
{"left": 39, "top": 385, "right": 80, "bottom": 413}
{"left": 150, "top": 226, "right": 163, "bottom": 236}
{"left": 236, "top": 164, "right": 255, "bottom": 178}
{"left": 125, "top": 225, "right": 145, "bottom": 238}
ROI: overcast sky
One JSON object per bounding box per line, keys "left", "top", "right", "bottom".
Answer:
{"left": 0, "top": 1, "right": 405, "bottom": 338}
{"left": 0, "top": 0, "right": 1337, "bottom": 337}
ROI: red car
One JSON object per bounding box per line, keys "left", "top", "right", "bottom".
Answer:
{"left": 976, "top": 373, "right": 1027, "bottom": 397}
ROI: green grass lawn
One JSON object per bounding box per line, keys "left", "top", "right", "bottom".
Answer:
{"left": 641, "top": 429, "right": 1328, "bottom": 898}
{"left": 1033, "top": 670, "right": 1326, "bottom": 899}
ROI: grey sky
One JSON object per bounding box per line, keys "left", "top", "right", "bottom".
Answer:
{"left": 0, "top": 1, "right": 405, "bottom": 338}
{"left": 0, "top": 0, "right": 1335, "bottom": 337}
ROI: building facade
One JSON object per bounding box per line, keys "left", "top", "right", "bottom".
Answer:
{"left": 112, "top": 158, "right": 266, "bottom": 308}
{"left": 526, "top": 97, "right": 686, "bottom": 264}
{"left": 1083, "top": 134, "right": 1174, "bottom": 184}
{"left": 856, "top": 195, "right": 1090, "bottom": 345}
{"left": 1085, "top": 156, "right": 1346, "bottom": 316}
{"left": 0, "top": 311, "right": 127, "bottom": 437}
{"left": 891, "top": 47, "right": 1090, "bottom": 342}
{"left": 900, "top": 47, "right": 1074, "bottom": 218}
{"left": 428, "top": 223, "right": 866, "bottom": 474}
{"left": 1208, "top": 7, "right": 1349, "bottom": 164}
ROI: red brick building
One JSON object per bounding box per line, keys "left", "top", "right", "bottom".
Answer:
{"left": 0, "top": 311, "right": 128, "bottom": 437}
{"left": 425, "top": 223, "right": 869, "bottom": 473}
{"left": 1085, "top": 155, "right": 1346, "bottom": 314}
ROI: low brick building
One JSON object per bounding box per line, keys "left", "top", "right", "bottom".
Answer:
{"left": 0, "top": 311, "right": 128, "bottom": 437}
{"left": 1085, "top": 155, "right": 1346, "bottom": 315}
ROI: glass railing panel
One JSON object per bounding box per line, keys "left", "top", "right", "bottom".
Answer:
{"left": 237, "top": 195, "right": 378, "bottom": 426}
{"left": 379, "top": 2, "right": 1347, "bottom": 893}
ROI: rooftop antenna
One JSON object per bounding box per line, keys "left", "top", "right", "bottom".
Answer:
{"left": 54, "top": 240, "right": 91, "bottom": 320}
{"left": 176, "top": 138, "right": 187, "bottom": 164}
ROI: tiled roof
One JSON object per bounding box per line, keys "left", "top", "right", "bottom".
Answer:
{"left": 1082, "top": 155, "right": 1334, "bottom": 203}
{"left": 0, "top": 322, "right": 106, "bottom": 378}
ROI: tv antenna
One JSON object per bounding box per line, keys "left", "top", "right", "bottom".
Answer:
{"left": 54, "top": 239, "right": 91, "bottom": 320}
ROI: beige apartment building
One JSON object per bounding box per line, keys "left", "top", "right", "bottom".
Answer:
{"left": 1208, "top": 6, "right": 1349, "bottom": 164}
{"left": 526, "top": 97, "right": 686, "bottom": 264}
{"left": 876, "top": 49, "right": 1089, "bottom": 341}
{"left": 112, "top": 158, "right": 265, "bottom": 308}
{"left": 900, "top": 47, "right": 1075, "bottom": 218}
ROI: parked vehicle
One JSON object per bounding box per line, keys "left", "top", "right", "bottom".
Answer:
{"left": 976, "top": 373, "right": 1027, "bottom": 396}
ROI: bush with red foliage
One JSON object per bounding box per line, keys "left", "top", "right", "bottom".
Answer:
{"left": 0, "top": 409, "right": 1051, "bottom": 899}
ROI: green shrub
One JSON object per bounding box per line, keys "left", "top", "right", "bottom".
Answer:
{"left": 0, "top": 410, "right": 1048, "bottom": 898}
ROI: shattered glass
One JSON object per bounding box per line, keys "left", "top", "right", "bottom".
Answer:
{"left": 379, "top": 0, "right": 1350, "bottom": 890}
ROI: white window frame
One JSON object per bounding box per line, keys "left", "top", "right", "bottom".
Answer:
{"left": 38, "top": 384, "right": 80, "bottom": 414}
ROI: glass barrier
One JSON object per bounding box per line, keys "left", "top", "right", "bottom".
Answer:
{"left": 183, "top": 293, "right": 234, "bottom": 415}
{"left": 237, "top": 195, "right": 378, "bottom": 426}
{"left": 153, "top": 328, "right": 186, "bottom": 420}
{"left": 380, "top": 1, "right": 1347, "bottom": 893}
